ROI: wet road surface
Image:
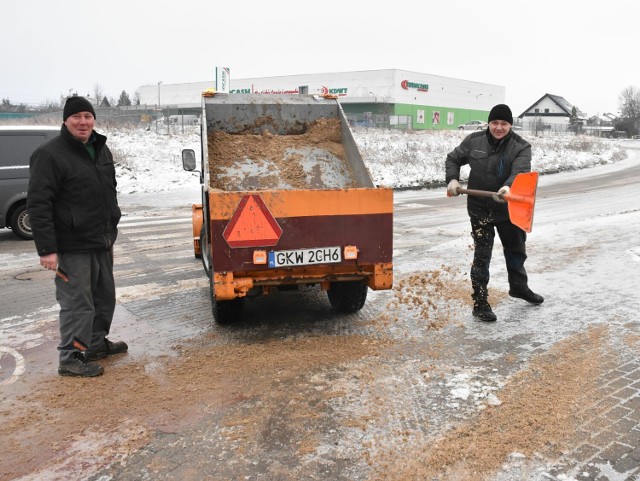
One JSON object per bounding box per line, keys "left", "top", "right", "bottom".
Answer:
{"left": 1, "top": 142, "right": 639, "bottom": 481}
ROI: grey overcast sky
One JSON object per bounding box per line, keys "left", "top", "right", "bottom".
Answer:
{"left": 1, "top": 0, "right": 636, "bottom": 116}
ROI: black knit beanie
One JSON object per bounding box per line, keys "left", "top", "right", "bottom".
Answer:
{"left": 488, "top": 104, "right": 513, "bottom": 124}
{"left": 63, "top": 96, "right": 96, "bottom": 121}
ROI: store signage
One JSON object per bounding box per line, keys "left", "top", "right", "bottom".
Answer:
{"left": 216, "top": 67, "right": 230, "bottom": 94}
{"left": 320, "top": 86, "right": 348, "bottom": 96}
{"left": 401, "top": 80, "right": 429, "bottom": 92}
{"left": 227, "top": 85, "right": 349, "bottom": 96}
{"left": 254, "top": 89, "right": 300, "bottom": 94}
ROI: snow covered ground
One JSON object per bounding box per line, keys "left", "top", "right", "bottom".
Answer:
{"left": 104, "top": 123, "right": 628, "bottom": 196}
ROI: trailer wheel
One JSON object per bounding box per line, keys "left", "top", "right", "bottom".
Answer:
{"left": 327, "top": 281, "right": 368, "bottom": 313}
{"left": 213, "top": 299, "right": 245, "bottom": 324}
{"left": 209, "top": 275, "right": 244, "bottom": 324}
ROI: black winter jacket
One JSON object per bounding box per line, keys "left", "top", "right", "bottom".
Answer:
{"left": 445, "top": 129, "right": 531, "bottom": 222}
{"left": 27, "top": 125, "right": 121, "bottom": 255}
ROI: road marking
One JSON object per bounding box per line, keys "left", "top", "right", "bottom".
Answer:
{"left": 0, "top": 346, "right": 26, "bottom": 386}
{"left": 119, "top": 217, "right": 192, "bottom": 228}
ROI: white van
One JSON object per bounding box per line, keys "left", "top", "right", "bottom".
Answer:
{"left": 0, "top": 126, "right": 60, "bottom": 239}
{"left": 168, "top": 114, "right": 199, "bottom": 125}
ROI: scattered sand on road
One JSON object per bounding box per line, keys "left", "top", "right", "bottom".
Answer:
{"left": 368, "top": 325, "right": 610, "bottom": 480}
{"left": 0, "top": 264, "right": 621, "bottom": 481}
{"left": 0, "top": 334, "right": 386, "bottom": 480}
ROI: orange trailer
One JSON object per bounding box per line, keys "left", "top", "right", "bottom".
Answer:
{"left": 182, "top": 94, "right": 393, "bottom": 323}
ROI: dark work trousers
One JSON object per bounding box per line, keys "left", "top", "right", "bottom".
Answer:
{"left": 469, "top": 215, "right": 528, "bottom": 304}
{"left": 55, "top": 249, "right": 116, "bottom": 363}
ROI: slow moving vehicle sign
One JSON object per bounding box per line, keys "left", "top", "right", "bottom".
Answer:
{"left": 223, "top": 194, "right": 283, "bottom": 248}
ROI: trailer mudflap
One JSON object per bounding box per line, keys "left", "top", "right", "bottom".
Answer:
{"left": 191, "top": 203, "right": 203, "bottom": 257}
{"left": 369, "top": 262, "right": 393, "bottom": 290}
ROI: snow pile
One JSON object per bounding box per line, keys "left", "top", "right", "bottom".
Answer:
{"left": 107, "top": 127, "right": 201, "bottom": 195}
{"left": 105, "top": 125, "right": 627, "bottom": 194}
{"left": 352, "top": 128, "right": 627, "bottom": 188}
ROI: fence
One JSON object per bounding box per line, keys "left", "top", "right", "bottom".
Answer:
{"left": 3, "top": 105, "right": 629, "bottom": 138}
{"left": 1, "top": 105, "right": 202, "bottom": 134}
{"left": 346, "top": 113, "right": 412, "bottom": 130}
{"left": 25, "top": 105, "right": 162, "bottom": 127}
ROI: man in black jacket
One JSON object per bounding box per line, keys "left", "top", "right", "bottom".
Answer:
{"left": 27, "top": 96, "right": 127, "bottom": 376}
{"left": 445, "top": 104, "right": 543, "bottom": 322}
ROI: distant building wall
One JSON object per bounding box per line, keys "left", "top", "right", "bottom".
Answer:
{"left": 138, "top": 69, "right": 505, "bottom": 130}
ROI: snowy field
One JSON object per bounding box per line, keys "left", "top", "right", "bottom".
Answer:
{"left": 104, "top": 124, "right": 628, "bottom": 196}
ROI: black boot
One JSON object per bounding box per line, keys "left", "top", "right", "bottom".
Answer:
{"left": 473, "top": 301, "right": 497, "bottom": 322}
{"left": 509, "top": 288, "right": 544, "bottom": 305}
{"left": 87, "top": 338, "right": 129, "bottom": 361}
{"left": 58, "top": 351, "right": 104, "bottom": 377}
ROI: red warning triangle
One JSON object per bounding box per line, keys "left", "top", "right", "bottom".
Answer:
{"left": 223, "top": 194, "right": 283, "bottom": 248}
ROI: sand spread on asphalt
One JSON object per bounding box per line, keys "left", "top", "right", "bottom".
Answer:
{"left": 0, "top": 267, "right": 618, "bottom": 480}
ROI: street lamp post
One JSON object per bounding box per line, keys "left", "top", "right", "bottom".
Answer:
{"left": 156, "top": 81, "right": 163, "bottom": 132}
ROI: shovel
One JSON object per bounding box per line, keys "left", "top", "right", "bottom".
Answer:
{"left": 450, "top": 172, "right": 539, "bottom": 233}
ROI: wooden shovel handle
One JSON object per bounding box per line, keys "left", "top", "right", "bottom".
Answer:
{"left": 457, "top": 188, "right": 497, "bottom": 198}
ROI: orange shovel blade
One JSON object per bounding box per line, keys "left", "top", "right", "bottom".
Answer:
{"left": 504, "top": 172, "right": 538, "bottom": 233}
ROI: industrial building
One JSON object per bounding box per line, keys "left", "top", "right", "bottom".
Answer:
{"left": 138, "top": 69, "right": 504, "bottom": 130}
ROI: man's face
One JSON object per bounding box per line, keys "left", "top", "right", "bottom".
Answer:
{"left": 64, "top": 112, "right": 95, "bottom": 143}
{"left": 488, "top": 120, "right": 511, "bottom": 140}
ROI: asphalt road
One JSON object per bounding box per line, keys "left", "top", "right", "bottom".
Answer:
{"left": 1, "top": 141, "right": 639, "bottom": 481}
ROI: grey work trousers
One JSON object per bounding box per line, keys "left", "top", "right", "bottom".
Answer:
{"left": 55, "top": 249, "right": 116, "bottom": 363}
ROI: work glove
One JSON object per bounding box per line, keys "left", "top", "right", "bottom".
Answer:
{"left": 492, "top": 185, "right": 510, "bottom": 203}
{"left": 447, "top": 179, "right": 461, "bottom": 197}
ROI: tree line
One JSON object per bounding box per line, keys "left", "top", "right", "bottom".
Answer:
{"left": 0, "top": 84, "right": 141, "bottom": 113}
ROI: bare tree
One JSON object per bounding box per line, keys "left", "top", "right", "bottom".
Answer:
{"left": 618, "top": 86, "right": 640, "bottom": 118}
{"left": 532, "top": 116, "right": 544, "bottom": 136}
{"left": 92, "top": 84, "right": 105, "bottom": 107}
{"left": 618, "top": 86, "right": 640, "bottom": 136}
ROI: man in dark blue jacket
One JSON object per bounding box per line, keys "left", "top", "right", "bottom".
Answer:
{"left": 445, "top": 104, "right": 543, "bottom": 322}
{"left": 28, "top": 96, "right": 127, "bottom": 376}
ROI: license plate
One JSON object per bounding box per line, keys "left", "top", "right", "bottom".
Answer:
{"left": 268, "top": 246, "right": 341, "bottom": 268}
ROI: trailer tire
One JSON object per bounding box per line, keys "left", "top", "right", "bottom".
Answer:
{"left": 210, "top": 275, "right": 244, "bottom": 324}
{"left": 213, "top": 299, "right": 245, "bottom": 324}
{"left": 327, "top": 281, "right": 368, "bottom": 313}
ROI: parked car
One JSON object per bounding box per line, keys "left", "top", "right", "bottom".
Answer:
{"left": 458, "top": 120, "right": 488, "bottom": 131}
{"left": 168, "top": 114, "right": 200, "bottom": 125}
{"left": 0, "top": 126, "right": 59, "bottom": 240}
